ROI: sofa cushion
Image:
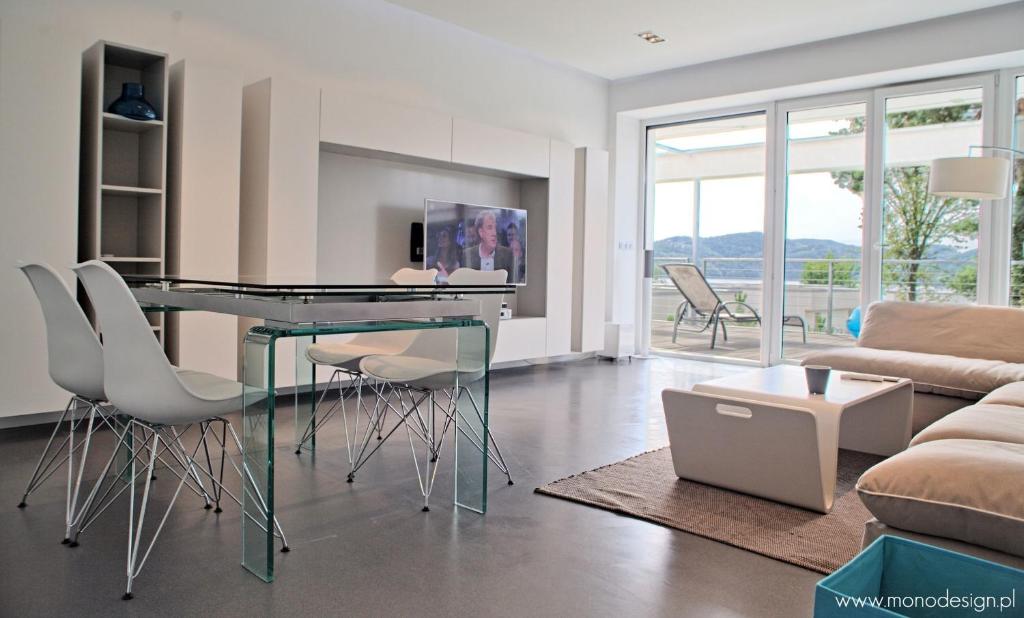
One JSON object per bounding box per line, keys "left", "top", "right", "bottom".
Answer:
{"left": 910, "top": 403, "right": 1024, "bottom": 446}
{"left": 981, "top": 382, "right": 1024, "bottom": 407}
{"left": 802, "top": 347, "right": 1024, "bottom": 399}
{"left": 858, "top": 301, "right": 1024, "bottom": 363}
{"left": 857, "top": 439, "right": 1024, "bottom": 558}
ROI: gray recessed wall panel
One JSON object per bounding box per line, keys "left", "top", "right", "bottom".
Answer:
{"left": 317, "top": 150, "right": 522, "bottom": 290}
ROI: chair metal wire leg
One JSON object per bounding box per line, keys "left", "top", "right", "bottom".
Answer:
{"left": 199, "top": 421, "right": 222, "bottom": 512}
{"left": 64, "top": 400, "right": 100, "bottom": 542}
{"left": 170, "top": 426, "right": 212, "bottom": 508}
{"left": 70, "top": 422, "right": 207, "bottom": 545}
{"left": 347, "top": 388, "right": 426, "bottom": 482}
{"left": 462, "top": 387, "right": 514, "bottom": 485}
{"left": 295, "top": 369, "right": 342, "bottom": 454}
{"left": 69, "top": 420, "right": 138, "bottom": 545}
{"left": 402, "top": 389, "right": 442, "bottom": 512}
{"left": 123, "top": 423, "right": 215, "bottom": 600}
{"left": 123, "top": 426, "right": 159, "bottom": 600}
{"left": 64, "top": 398, "right": 81, "bottom": 542}
{"left": 224, "top": 422, "right": 289, "bottom": 551}
{"left": 437, "top": 387, "right": 513, "bottom": 485}
{"left": 18, "top": 398, "right": 74, "bottom": 508}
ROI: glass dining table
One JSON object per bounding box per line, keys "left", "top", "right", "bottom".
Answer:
{"left": 124, "top": 274, "right": 512, "bottom": 582}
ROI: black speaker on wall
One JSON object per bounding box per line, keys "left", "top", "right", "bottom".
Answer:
{"left": 410, "top": 222, "right": 424, "bottom": 262}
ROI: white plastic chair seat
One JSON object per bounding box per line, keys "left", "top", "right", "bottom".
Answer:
{"left": 120, "top": 369, "right": 266, "bottom": 425}
{"left": 175, "top": 369, "right": 247, "bottom": 404}
{"left": 359, "top": 354, "right": 484, "bottom": 390}
{"left": 305, "top": 341, "right": 399, "bottom": 372}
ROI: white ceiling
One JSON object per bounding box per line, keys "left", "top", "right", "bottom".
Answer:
{"left": 385, "top": 0, "right": 1016, "bottom": 80}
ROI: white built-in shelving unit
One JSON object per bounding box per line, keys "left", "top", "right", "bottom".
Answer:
{"left": 79, "top": 41, "right": 168, "bottom": 343}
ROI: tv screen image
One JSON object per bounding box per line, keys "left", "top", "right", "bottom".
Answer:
{"left": 423, "top": 199, "right": 527, "bottom": 285}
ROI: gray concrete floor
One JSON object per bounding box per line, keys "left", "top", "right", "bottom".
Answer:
{"left": 0, "top": 357, "right": 821, "bottom": 617}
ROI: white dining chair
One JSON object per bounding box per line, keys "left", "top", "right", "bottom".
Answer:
{"left": 358, "top": 268, "right": 513, "bottom": 511}
{"left": 71, "top": 260, "right": 288, "bottom": 600}
{"left": 18, "top": 262, "right": 227, "bottom": 545}
{"left": 296, "top": 268, "right": 438, "bottom": 465}
{"left": 16, "top": 262, "right": 117, "bottom": 544}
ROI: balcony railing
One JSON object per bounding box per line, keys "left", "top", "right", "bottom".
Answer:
{"left": 653, "top": 255, "right": 978, "bottom": 335}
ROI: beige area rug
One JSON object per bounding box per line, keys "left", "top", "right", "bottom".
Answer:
{"left": 535, "top": 448, "right": 883, "bottom": 574}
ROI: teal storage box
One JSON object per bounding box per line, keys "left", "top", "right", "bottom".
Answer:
{"left": 814, "top": 535, "right": 1024, "bottom": 617}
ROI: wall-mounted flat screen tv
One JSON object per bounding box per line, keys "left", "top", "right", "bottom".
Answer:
{"left": 423, "top": 199, "right": 527, "bottom": 285}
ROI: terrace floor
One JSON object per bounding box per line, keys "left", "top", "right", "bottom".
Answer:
{"left": 650, "top": 318, "right": 856, "bottom": 362}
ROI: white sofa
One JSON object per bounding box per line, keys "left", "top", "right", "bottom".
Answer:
{"left": 802, "top": 301, "right": 1024, "bottom": 432}
{"left": 857, "top": 382, "right": 1024, "bottom": 567}
{"left": 805, "top": 301, "right": 1024, "bottom": 566}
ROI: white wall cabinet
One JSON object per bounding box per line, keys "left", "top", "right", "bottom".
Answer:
{"left": 320, "top": 89, "right": 452, "bottom": 162}
{"left": 492, "top": 317, "right": 547, "bottom": 364}
{"left": 544, "top": 140, "right": 575, "bottom": 357}
{"left": 451, "top": 118, "right": 550, "bottom": 178}
{"left": 572, "top": 147, "right": 609, "bottom": 353}
{"left": 166, "top": 60, "right": 243, "bottom": 380}
{"left": 240, "top": 77, "right": 320, "bottom": 386}
{"left": 315, "top": 94, "right": 581, "bottom": 365}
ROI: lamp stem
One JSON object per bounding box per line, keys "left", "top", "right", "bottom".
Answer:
{"left": 967, "top": 145, "right": 1024, "bottom": 157}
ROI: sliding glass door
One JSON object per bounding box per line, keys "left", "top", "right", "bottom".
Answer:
{"left": 781, "top": 102, "right": 866, "bottom": 361}
{"left": 646, "top": 113, "right": 767, "bottom": 361}
{"left": 878, "top": 85, "right": 986, "bottom": 303}
{"left": 642, "top": 72, "right": 1013, "bottom": 365}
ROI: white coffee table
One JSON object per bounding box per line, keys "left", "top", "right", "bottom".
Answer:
{"left": 662, "top": 365, "right": 913, "bottom": 513}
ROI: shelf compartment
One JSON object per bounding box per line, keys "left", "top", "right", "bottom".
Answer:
{"left": 103, "top": 44, "right": 166, "bottom": 120}
{"left": 103, "top": 112, "right": 164, "bottom": 133}
{"left": 102, "top": 126, "right": 164, "bottom": 189}
{"left": 100, "top": 192, "right": 163, "bottom": 259}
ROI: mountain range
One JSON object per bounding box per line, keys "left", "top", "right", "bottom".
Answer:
{"left": 654, "top": 232, "right": 976, "bottom": 281}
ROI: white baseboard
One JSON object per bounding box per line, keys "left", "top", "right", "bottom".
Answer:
{"left": 0, "top": 359, "right": 578, "bottom": 430}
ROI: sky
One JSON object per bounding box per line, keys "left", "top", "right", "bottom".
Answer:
{"left": 652, "top": 172, "right": 864, "bottom": 246}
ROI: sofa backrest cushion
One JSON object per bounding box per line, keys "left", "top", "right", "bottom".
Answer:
{"left": 858, "top": 301, "right": 1024, "bottom": 363}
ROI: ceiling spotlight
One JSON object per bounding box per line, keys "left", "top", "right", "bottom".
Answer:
{"left": 637, "top": 31, "right": 665, "bottom": 44}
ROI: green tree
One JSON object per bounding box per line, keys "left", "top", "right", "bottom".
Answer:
{"left": 800, "top": 251, "right": 857, "bottom": 287}
{"left": 951, "top": 263, "right": 977, "bottom": 299}
{"left": 830, "top": 104, "right": 981, "bottom": 301}
{"left": 1009, "top": 96, "right": 1024, "bottom": 306}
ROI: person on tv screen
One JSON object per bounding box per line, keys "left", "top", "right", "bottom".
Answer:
{"left": 428, "top": 227, "right": 461, "bottom": 282}
{"left": 463, "top": 216, "right": 478, "bottom": 248}
{"left": 505, "top": 222, "right": 525, "bottom": 283}
{"left": 463, "top": 209, "right": 514, "bottom": 278}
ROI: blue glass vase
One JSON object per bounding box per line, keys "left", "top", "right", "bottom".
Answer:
{"left": 108, "top": 82, "right": 157, "bottom": 121}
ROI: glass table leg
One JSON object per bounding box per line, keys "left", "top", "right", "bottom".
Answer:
{"left": 454, "top": 323, "right": 489, "bottom": 514}
{"left": 293, "top": 335, "right": 316, "bottom": 454}
{"left": 241, "top": 328, "right": 275, "bottom": 582}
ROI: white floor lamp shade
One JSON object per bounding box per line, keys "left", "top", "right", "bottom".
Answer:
{"left": 928, "top": 156, "right": 1011, "bottom": 200}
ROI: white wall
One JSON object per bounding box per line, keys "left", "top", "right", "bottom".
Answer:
{"left": 605, "top": 2, "right": 1024, "bottom": 354}
{"left": 0, "top": 0, "right": 608, "bottom": 420}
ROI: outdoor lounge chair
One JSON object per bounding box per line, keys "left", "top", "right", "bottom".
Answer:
{"left": 662, "top": 263, "right": 807, "bottom": 349}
